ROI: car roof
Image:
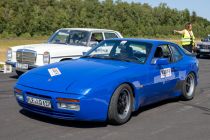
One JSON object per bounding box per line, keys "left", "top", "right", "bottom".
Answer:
{"left": 59, "top": 28, "right": 118, "bottom": 32}
{"left": 106, "top": 38, "right": 176, "bottom": 46}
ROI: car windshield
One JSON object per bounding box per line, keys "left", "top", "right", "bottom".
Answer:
{"left": 82, "top": 40, "right": 152, "bottom": 64}
{"left": 48, "top": 30, "right": 90, "bottom": 46}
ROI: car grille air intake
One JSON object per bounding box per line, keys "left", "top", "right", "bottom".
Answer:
{"left": 16, "top": 49, "right": 36, "bottom": 65}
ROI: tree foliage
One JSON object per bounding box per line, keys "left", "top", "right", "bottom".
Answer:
{"left": 0, "top": 0, "right": 209, "bottom": 38}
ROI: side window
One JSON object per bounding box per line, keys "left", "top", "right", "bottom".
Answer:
{"left": 170, "top": 45, "right": 182, "bottom": 62}
{"left": 153, "top": 45, "right": 172, "bottom": 63}
{"left": 91, "top": 33, "right": 103, "bottom": 42}
{"left": 162, "top": 45, "right": 171, "bottom": 58}
{"left": 104, "top": 32, "right": 119, "bottom": 39}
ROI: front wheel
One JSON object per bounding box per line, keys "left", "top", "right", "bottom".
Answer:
{"left": 108, "top": 84, "right": 133, "bottom": 125}
{"left": 181, "top": 73, "right": 196, "bottom": 100}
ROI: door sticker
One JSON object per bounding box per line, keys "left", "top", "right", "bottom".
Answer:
{"left": 48, "top": 68, "right": 61, "bottom": 77}
{"left": 160, "top": 68, "right": 172, "bottom": 78}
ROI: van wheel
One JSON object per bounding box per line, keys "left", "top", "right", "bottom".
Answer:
{"left": 108, "top": 84, "right": 133, "bottom": 125}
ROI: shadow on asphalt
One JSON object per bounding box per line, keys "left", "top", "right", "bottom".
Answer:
{"left": 133, "top": 97, "right": 210, "bottom": 117}
{"left": 10, "top": 75, "right": 19, "bottom": 79}
{"left": 19, "top": 95, "right": 210, "bottom": 127}
{"left": 19, "top": 98, "right": 180, "bottom": 127}
{"left": 17, "top": 83, "right": 209, "bottom": 127}
{"left": 179, "top": 101, "right": 210, "bottom": 114}
{"left": 132, "top": 98, "right": 180, "bottom": 117}
{"left": 19, "top": 109, "right": 108, "bottom": 128}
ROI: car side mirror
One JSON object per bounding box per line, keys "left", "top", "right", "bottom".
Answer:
{"left": 90, "top": 41, "right": 98, "bottom": 47}
{"left": 155, "top": 58, "right": 169, "bottom": 65}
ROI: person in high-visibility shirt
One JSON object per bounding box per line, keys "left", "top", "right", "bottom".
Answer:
{"left": 174, "top": 22, "right": 195, "bottom": 53}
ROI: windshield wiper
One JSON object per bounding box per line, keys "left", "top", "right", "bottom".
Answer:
{"left": 81, "top": 56, "right": 90, "bottom": 58}
{"left": 81, "top": 55, "right": 105, "bottom": 59}
{"left": 81, "top": 55, "right": 133, "bottom": 62}
{"left": 104, "top": 57, "right": 132, "bottom": 62}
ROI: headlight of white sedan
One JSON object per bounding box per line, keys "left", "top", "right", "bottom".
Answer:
{"left": 7, "top": 48, "right": 12, "bottom": 61}
{"left": 43, "top": 51, "right": 50, "bottom": 64}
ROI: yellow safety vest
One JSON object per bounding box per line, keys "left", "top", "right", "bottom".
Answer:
{"left": 181, "top": 29, "right": 195, "bottom": 46}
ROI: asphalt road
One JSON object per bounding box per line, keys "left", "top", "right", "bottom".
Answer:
{"left": 0, "top": 58, "right": 210, "bottom": 140}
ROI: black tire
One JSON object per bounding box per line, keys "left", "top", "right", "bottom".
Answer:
{"left": 16, "top": 70, "right": 24, "bottom": 77}
{"left": 108, "top": 84, "right": 133, "bottom": 125}
{"left": 181, "top": 73, "right": 196, "bottom": 100}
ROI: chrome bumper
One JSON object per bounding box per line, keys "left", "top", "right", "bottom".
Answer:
{"left": 15, "top": 64, "right": 39, "bottom": 72}
{"left": 5, "top": 61, "right": 16, "bottom": 67}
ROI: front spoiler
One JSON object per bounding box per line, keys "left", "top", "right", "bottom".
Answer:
{"left": 15, "top": 84, "right": 108, "bottom": 122}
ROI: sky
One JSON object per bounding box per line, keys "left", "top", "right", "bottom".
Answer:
{"left": 124, "top": 0, "right": 210, "bottom": 21}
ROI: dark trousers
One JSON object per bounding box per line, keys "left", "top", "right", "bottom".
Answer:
{"left": 182, "top": 44, "right": 193, "bottom": 53}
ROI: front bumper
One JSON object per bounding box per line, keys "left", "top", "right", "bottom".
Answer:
{"left": 196, "top": 49, "right": 210, "bottom": 55}
{"left": 5, "top": 61, "right": 16, "bottom": 67}
{"left": 14, "top": 84, "right": 108, "bottom": 122}
{"left": 15, "top": 64, "right": 38, "bottom": 72}
{"left": 6, "top": 61, "right": 39, "bottom": 72}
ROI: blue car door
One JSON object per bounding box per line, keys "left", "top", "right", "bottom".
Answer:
{"left": 165, "top": 44, "right": 185, "bottom": 95}
{"left": 156, "top": 44, "right": 184, "bottom": 98}
{"left": 142, "top": 45, "right": 175, "bottom": 104}
{"left": 141, "top": 44, "right": 185, "bottom": 105}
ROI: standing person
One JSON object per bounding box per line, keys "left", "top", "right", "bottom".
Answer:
{"left": 174, "top": 22, "right": 195, "bottom": 53}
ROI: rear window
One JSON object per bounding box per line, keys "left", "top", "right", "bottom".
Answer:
{"left": 179, "top": 46, "right": 193, "bottom": 55}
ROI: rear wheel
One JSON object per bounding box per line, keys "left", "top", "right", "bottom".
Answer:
{"left": 181, "top": 73, "right": 196, "bottom": 100}
{"left": 16, "top": 70, "right": 24, "bottom": 77}
{"left": 108, "top": 84, "right": 133, "bottom": 125}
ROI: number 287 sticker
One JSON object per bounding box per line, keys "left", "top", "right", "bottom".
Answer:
{"left": 160, "top": 68, "right": 172, "bottom": 78}
{"left": 48, "top": 68, "right": 61, "bottom": 77}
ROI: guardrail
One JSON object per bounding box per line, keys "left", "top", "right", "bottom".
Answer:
{"left": 0, "top": 62, "right": 12, "bottom": 73}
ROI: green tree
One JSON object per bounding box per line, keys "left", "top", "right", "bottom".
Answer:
{"left": 0, "top": 0, "right": 210, "bottom": 38}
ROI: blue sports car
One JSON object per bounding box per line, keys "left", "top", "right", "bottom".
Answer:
{"left": 14, "top": 38, "right": 199, "bottom": 125}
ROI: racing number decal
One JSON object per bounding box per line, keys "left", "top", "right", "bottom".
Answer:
{"left": 160, "top": 68, "right": 172, "bottom": 78}
{"left": 48, "top": 68, "right": 61, "bottom": 77}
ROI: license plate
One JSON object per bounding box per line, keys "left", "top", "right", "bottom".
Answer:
{"left": 26, "top": 96, "right": 51, "bottom": 108}
{"left": 16, "top": 63, "right": 28, "bottom": 69}
{"left": 200, "top": 49, "right": 210, "bottom": 52}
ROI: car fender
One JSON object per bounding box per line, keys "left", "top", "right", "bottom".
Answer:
{"left": 84, "top": 68, "right": 147, "bottom": 112}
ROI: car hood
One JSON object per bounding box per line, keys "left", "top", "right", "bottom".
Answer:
{"left": 11, "top": 43, "right": 88, "bottom": 54}
{"left": 17, "top": 58, "right": 139, "bottom": 94}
